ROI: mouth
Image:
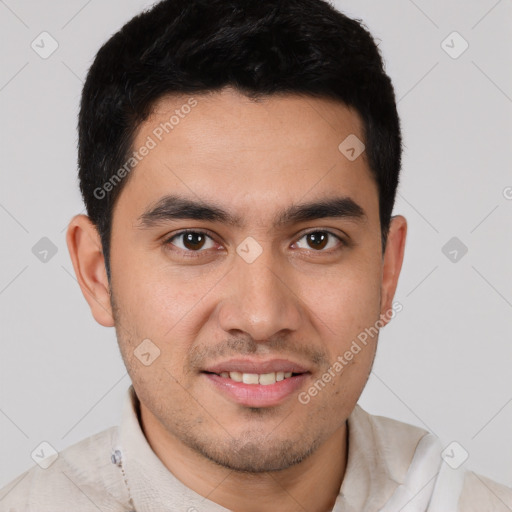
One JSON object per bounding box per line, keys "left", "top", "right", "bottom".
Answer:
{"left": 200, "top": 359, "right": 311, "bottom": 407}
{"left": 203, "top": 370, "right": 303, "bottom": 385}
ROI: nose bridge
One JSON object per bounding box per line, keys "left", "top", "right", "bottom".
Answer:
{"left": 218, "top": 243, "right": 302, "bottom": 340}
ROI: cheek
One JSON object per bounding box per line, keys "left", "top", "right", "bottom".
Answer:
{"left": 301, "top": 254, "right": 382, "bottom": 347}
{"left": 111, "top": 255, "right": 219, "bottom": 359}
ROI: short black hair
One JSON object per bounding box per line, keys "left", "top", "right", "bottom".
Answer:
{"left": 78, "top": 0, "right": 402, "bottom": 281}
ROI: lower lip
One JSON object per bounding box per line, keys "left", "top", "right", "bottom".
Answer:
{"left": 203, "top": 372, "right": 310, "bottom": 408}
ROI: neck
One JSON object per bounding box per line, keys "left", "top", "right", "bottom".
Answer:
{"left": 140, "top": 403, "right": 348, "bottom": 512}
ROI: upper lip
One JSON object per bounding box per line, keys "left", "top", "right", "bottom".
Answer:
{"left": 203, "top": 358, "right": 310, "bottom": 375}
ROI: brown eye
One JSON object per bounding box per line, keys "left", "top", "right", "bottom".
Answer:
{"left": 182, "top": 232, "right": 206, "bottom": 250}
{"left": 166, "top": 231, "right": 215, "bottom": 252}
{"left": 295, "top": 231, "right": 343, "bottom": 252}
{"left": 306, "top": 232, "right": 328, "bottom": 250}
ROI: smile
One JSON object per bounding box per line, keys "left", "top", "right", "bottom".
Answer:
{"left": 212, "top": 371, "right": 296, "bottom": 385}
{"left": 202, "top": 371, "right": 310, "bottom": 407}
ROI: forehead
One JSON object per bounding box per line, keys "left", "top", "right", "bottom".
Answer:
{"left": 115, "top": 87, "right": 378, "bottom": 226}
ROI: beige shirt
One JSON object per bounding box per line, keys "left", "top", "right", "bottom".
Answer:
{"left": 1, "top": 385, "right": 511, "bottom": 511}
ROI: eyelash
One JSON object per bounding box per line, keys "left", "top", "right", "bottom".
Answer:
{"left": 163, "top": 229, "right": 345, "bottom": 258}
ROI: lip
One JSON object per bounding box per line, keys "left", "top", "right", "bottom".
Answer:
{"left": 203, "top": 358, "right": 310, "bottom": 375}
{"left": 203, "top": 372, "right": 310, "bottom": 407}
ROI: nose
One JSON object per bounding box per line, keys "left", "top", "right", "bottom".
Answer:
{"left": 217, "top": 246, "right": 303, "bottom": 342}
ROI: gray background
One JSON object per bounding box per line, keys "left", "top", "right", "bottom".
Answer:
{"left": 1, "top": 0, "right": 511, "bottom": 490}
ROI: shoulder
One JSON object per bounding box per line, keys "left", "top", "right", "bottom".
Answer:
{"left": 350, "top": 406, "right": 512, "bottom": 510}
{"left": 0, "top": 426, "right": 132, "bottom": 512}
{"left": 458, "top": 470, "right": 512, "bottom": 511}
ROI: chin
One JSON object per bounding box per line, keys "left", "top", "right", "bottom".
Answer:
{"left": 185, "top": 434, "right": 321, "bottom": 473}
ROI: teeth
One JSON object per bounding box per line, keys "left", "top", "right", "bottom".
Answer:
{"left": 242, "top": 373, "right": 259, "bottom": 384}
{"left": 229, "top": 371, "right": 243, "bottom": 382}
{"left": 218, "top": 371, "right": 298, "bottom": 385}
{"left": 259, "top": 372, "right": 276, "bottom": 385}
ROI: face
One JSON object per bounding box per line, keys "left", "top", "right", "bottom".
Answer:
{"left": 71, "top": 87, "right": 406, "bottom": 473}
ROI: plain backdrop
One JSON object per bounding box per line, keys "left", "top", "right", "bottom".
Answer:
{"left": 0, "top": 0, "right": 511, "bottom": 490}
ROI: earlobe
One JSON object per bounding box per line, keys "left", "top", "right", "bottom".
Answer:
{"left": 379, "top": 215, "right": 407, "bottom": 325}
{"left": 66, "top": 214, "right": 114, "bottom": 327}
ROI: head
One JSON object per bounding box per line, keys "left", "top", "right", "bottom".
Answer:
{"left": 67, "top": 0, "right": 407, "bottom": 473}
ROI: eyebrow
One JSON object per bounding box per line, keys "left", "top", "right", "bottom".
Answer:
{"left": 136, "top": 194, "right": 367, "bottom": 230}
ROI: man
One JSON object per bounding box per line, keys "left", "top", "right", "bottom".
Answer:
{"left": 1, "top": 0, "right": 510, "bottom": 510}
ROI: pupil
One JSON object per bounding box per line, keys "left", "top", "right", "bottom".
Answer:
{"left": 309, "top": 232, "right": 327, "bottom": 250}
{"left": 185, "top": 233, "right": 204, "bottom": 250}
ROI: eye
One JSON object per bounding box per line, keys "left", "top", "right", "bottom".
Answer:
{"left": 294, "top": 230, "right": 344, "bottom": 252}
{"left": 165, "top": 230, "right": 217, "bottom": 254}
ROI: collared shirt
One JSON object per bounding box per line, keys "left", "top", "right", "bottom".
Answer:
{"left": 1, "top": 385, "right": 511, "bottom": 511}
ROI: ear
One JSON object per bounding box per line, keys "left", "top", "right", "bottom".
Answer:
{"left": 379, "top": 215, "right": 407, "bottom": 325}
{"left": 66, "top": 214, "right": 114, "bottom": 327}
